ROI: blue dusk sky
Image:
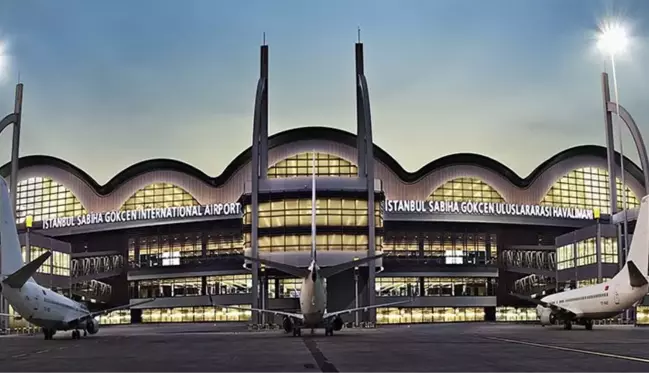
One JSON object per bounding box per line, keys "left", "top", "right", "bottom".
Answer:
{"left": 1, "top": 0, "right": 649, "bottom": 184}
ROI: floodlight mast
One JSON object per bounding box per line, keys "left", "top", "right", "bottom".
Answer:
{"left": 597, "top": 23, "right": 630, "bottom": 265}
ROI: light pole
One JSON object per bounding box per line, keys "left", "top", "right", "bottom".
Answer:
{"left": 0, "top": 82, "right": 23, "bottom": 333}
{"left": 597, "top": 23, "right": 630, "bottom": 263}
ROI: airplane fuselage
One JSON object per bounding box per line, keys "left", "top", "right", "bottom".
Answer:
{"left": 538, "top": 278, "right": 649, "bottom": 322}
{"left": 2, "top": 281, "right": 91, "bottom": 331}
{"left": 299, "top": 266, "right": 327, "bottom": 327}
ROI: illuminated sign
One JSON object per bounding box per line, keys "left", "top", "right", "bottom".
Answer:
{"left": 41, "top": 203, "right": 242, "bottom": 230}
{"left": 384, "top": 200, "right": 595, "bottom": 220}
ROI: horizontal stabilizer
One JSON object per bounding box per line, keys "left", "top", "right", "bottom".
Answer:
{"left": 319, "top": 254, "right": 384, "bottom": 278}
{"left": 2, "top": 252, "right": 52, "bottom": 289}
{"left": 243, "top": 256, "right": 310, "bottom": 278}
{"left": 627, "top": 261, "right": 648, "bottom": 287}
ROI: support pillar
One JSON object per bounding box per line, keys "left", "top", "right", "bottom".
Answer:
{"left": 0, "top": 83, "right": 23, "bottom": 332}
{"left": 250, "top": 42, "right": 269, "bottom": 325}
{"left": 355, "top": 41, "right": 377, "bottom": 323}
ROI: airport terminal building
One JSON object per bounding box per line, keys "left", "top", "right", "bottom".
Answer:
{"left": 1, "top": 42, "right": 646, "bottom": 327}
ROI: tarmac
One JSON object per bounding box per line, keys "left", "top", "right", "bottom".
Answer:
{"left": 1, "top": 322, "right": 649, "bottom": 371}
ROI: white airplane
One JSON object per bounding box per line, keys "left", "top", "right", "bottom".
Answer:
{"left": 511, "top": 194, "right": 649, "bottom": 330}
{"left": 0, "top": 176, "right": 154, "bottom": 340}
{"left": 209, "top": 152, "right": 412, "bottom": 336}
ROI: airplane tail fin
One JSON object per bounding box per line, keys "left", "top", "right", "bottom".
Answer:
{"left": 319, "top": 254, "right": 383, "bottom": 278}
{"left": 624, "top": 195, "right": 649, "bottom": 279}
{"left": 627, "top": 260, "right": 648, "bottom": 287}
{"left": 310, "top": 151, "right": 317, "bottom": 263}
{"left": 2, "top": 251, "right": 51, "bottom": 289}
{"left": 0, "top": 177, "right": 26, "bottom": 279}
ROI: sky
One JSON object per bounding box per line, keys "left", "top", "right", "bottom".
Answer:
{"left": 1, "top": 0, "right": 649, "bottom": 184}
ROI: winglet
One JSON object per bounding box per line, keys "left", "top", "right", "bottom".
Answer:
{"left": 627, "top": 260, "right": 649, "bottom": 287}
{"left": 2, "top": 251, "right": 52, "bottom": 289}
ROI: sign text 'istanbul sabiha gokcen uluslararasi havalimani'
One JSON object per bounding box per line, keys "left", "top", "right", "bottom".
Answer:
{"left": 383, "top": 200, "right": 595, "bottom": 220}
{"left": 41, "top": 203, "right": 242, "bottom": 230}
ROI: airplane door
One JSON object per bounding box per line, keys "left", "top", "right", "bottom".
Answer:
{"left": 614, "top": 284, "right": 620, "bottom": 305}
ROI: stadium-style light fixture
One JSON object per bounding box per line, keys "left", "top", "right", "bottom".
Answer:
{"left": 597, "top": 21, "right": 629, "bottom": 57}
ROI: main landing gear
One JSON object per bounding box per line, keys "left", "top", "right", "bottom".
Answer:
{"left": 563, "top": 320, "right": 593, "bottom": 330}
{"left": 292, "top": 328, "right": 302, "bottom": 337}
{"left": 324, "top": 327, "right": 334, "bottom": 336}
{"left": 43, "top": 328, "right": 55, "bottom": 340}
{"left": 71, "top": 330, "right": 82, "bottom": 339}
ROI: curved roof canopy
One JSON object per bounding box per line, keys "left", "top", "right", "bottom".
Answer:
{"left": 0, "top": 127, "right": 644, "bottom": 195}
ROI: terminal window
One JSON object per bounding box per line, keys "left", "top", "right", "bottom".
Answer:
{"left": 15, "top": 177, "right": 86, "bottom": 224}
{"left": 268, "top": 152, "right": 358, "bottom": 178}
{"left": 206, "top": 274, "right": 252, "bottom": 295}
{"left": 245, "top": 198, "right": 382, "bottom": 229}
{"left": 376, "top": 307, "right": 485, "bottom": 324}
{"left": 137, "top": 234, "right": 203, "bottom": 267}
{"left": 120, "top": 182, "right": 198, "bottom": 211}
{"left": 142, "top": 306, "right": 251, "bottom": 323}
{"left": 244, "top": 233, "right": 374, "bottom": 252}
{"left": 428, "top": 177, "right": 504, "bottom": 203}
{"left": 541, "top": 167, "right": 639, "bottom": 214}
{"left": 21, "top": 246, "right": 70, "bottom": 276}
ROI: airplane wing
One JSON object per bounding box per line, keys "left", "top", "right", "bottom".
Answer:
{"left": 88, "top": 298, "right": 156, "bottom": 319}
{"left": 64, "top": 298, "right": 156, "bottom": 327}
{"left": 207, "top": 293, "right": 304, "bottom": 321}
{"left": 509, "top": 292, "right": 580, "bottom": 319}
{"left": 322, "top": 298, "right": 414, "bottom": 320}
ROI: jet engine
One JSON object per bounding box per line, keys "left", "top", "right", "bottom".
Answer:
{"left": 86, "top": 318, "right": 100, "bottom": 335}
{"left": 282, "top": 316, "right": 294, "bottom": 333}
{"left": 332, "top": 316, "right": 343, "bottom": 331}
{"left": 538, "top": 307, "right": 556, "bottom": 325}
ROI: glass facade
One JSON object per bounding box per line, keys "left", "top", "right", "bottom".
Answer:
{"left": 272, "top": 278, "right": 302, "bottom": 298}
{"left": 429, "top": 177, "right": 504, "bottom": 202}
{"left": 244, "top": 199, "right": 382, "bottom": 229}
{"left": 134, "top": 277, "right": 202, "bottom": 298}
{"left": 121, "top": 183, "right": 198, "bottom": 211}
{"left": 495, "top": 307, "right": 537, "bottom": 322}
{"left": 376, "top": 277, "right": 420, "bottom": 297}
{"left": 376, "top": 307, "right": 485, "bottom": 324}
{"left": 375, "top": 277, "right": 496, "bottom": 297}
{"left": 542, "top": 167, "right": 639, "bottom": 214}
{"left": 99, "top": 310, "right": 131, "bottom": 325}
{"left": 243, "top": 233, "right": 378, "bottom": 252}
{"left": 637, "top": 306, "right": 649, "bottom": 325}
{"left": 557, "top": 237, "right": 618, "bottom": 270}
{"left": 383, "top": 232, "right": 497, "bottom": 265}
{"left": 423, "top": 277, "right": 495, "bottom": 296}
{"left": 268, "top": 152, "right": 357, "bottom": 178}
{"left": 141, "top": 305, "right": 251, "bottom": 323}
{"left": 21, "top": 246, "right": 70, "bottom": 276}
{"left": 133, "top": 233, "right": 243, "bottom": 268}
{"left": 206, "top": 275, "right": 252, "bottom": 295}
{"left": 14, "top": 177, "right": 86, "bottom": 224}
{"left": 137, "top": 234, "right": 202, "bottom": 267}
{"left": 577, "top": 278, "right": 612, "bottom": 288}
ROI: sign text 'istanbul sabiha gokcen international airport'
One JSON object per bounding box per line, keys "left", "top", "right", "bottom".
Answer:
{"left": 37, "top": 199, "right": 596, "bottom": 230}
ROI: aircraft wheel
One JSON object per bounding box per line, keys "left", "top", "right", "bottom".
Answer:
{"left": 585, "top": 321, "right": 593, "bottom": 330}
{"left": 293, "top": 328, "right": 301, "bottom": 337}
{"left": 325, "top": 328, "right": 334, "bottom": 336}
{"left": 563, "top": 322, "right": 572, "bottom": 330}
{"left": 72, "top": 330, "right": 81, "bottom": 339}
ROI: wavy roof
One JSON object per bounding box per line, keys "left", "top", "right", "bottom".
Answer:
{"left": 0, "top": 126, "right": 644, "bottom": 195}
